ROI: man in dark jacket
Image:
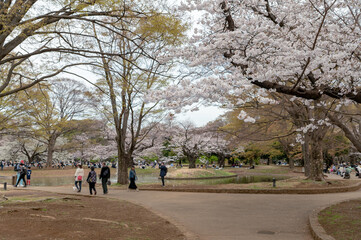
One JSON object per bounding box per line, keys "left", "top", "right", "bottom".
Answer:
{"left": 15, "top": 162, "right": 27, "bottom": 187}
{"left": 99, "top": 162, "right": 110, "bottom": 194}
{"left": 159, "top": 162, "right": 167, "bottom": 187}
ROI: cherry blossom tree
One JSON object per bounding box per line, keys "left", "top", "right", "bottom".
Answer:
{"left": 64, "top": 120, "right": 117, "bottom": 162}
{"left": 132, "top": 126, "right": 168, "bottom": 162}
{"left": 0, "top": 135, "right": 21, "bottom": 162}
{"left": 177, "top": 0, "right": 360, "bottom": 102}
{"left": 200, "top": 121, "right": 233, "bottom": 167}
{"left": 169, "top": 122, "right": 229, "bottom": 168}
{"left": 155, "top": 0, "right": 360, "bottom": 180}
{"left": 17, "top": 138, "right": 46, "bottom": 164}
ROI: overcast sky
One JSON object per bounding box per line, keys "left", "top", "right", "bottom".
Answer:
{"left": 176, "top": 106, "right": 226, "bottom": 127}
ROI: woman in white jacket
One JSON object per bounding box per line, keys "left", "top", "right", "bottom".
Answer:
{"left": 74, "top": 164, "right": 84, "bottom": 192}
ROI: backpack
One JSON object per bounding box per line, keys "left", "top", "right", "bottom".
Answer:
{"left": 20, "top": 167, "right": 27, "bottom": 175}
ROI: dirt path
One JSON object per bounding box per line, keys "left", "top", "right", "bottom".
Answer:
{"left": 20, "top": 185, "right": 361, "bottom": 240}
{"left": 0, "top": 189, "right": 185, "bottom": 240}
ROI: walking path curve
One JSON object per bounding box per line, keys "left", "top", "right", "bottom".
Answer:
{"left": 25, "top": 185, "right": 361, "bottom": 240}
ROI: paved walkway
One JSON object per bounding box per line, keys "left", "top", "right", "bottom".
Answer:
{"left": 23, "top": 185, "right": 361, "bottom": 240}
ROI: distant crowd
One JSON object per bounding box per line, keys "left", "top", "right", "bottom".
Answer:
{"left": 3, "top": 159, "right": 170, "bottom": 193}
{"left": 0, "top": 160, "right": 44, "bottom": 170}
{"left": 324, "top": 162, "right": 361, "bottom": 179}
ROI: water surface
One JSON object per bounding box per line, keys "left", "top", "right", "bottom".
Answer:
{"left": 30, "top": 174, "right": 288, "bottom": 186}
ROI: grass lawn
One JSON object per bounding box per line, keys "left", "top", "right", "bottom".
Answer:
{"left": 225, "top": 165, "right": 292, "bottom": 175}
{"left": 166, "top": 168, "right": 234, "bottom": 178}
{"left": 319, "top": 199, "right": 361, "bottom": 240}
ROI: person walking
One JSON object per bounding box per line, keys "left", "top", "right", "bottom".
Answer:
{"left": 159, "top": 162, "right": 167, "bottom": 187}
{"left": 15, "top": 161, "right": 27, "bottom": 187}
{"left": 128, "top": 166, "right": 138, "bottom": 191}
{"left": 14, "top": 160, "right": 26, "bottom": 186}
{"left": 74, "top": 164, "right": 84, "bottom": 192}
{"left": 87, "top": 166, "right": 97, "bottom": 195}
{"left": 99, "top": 162, "right": 110, "bottom": 194}
{"left": 14, "top": 161, "right": 20, "bottom": 186}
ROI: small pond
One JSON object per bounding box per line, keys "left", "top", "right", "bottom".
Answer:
{"left": 29, "top": 175, "right": 158, "bottom": 186}
{"left": 28, "top": 174, "right": 288, "bottom": 186}
{"left": 169, "top": 175, "right": 289, "bottom": 185}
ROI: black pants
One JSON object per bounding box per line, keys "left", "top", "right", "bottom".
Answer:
{"left": 101, "top": 178, "right": 108, "bottom": 194}
{"left": 89, "top": 182, "right": 96, "bottom": 195}
{"left": 161, "top": 176, "right": 165, "bottom": 186}
{"left": 128, "top": 177, "right": 137, "bottom": 189}
{"left": 15, "top": 174, "right": 27, "bottom": 187}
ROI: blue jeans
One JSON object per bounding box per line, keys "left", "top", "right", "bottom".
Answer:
{"left": 75, "top": 181, "right": 82, "bottom": 192}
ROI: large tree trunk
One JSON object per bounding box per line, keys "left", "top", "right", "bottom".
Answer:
{"left": 127, "top": 156, "right": 134, "bottom": 168}
{"left": 303, "top": 134, "right": 310, "bottom": 177}
{"left": 288, "top": 157, "right": 294, "bottom": 170}
{"left": 46, "top": 134, "right": 58, "bottom": 167}
{"left": 46, "top": 145, "right": 54, "bottom": 167}
{"left": 117, "top": 148, "right": 129, "bottom": 185}
{"left": 218, "top": 154, "right": 225, "bottom": 168}
{"left": 188, "top": 155, "right": 196, "bottom": 168}
{"left": 116, "top": 132, "right": 129, "bottom": 185}
{"left": 308, "top": 133, "right": 324, "bottom": 181}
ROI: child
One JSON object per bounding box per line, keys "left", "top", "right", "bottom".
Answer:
{"left": 26, "top": 166, "right": 32, "bottom": 186}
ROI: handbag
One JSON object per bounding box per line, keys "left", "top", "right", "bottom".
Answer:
{"left": 107, "top": 179, "right": 111, "bottom": 185}
{"left": 77, "top": 175, "right": 82, "bottom": 181}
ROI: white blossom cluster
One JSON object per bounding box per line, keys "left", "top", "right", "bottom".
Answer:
{"left": 151, "top": 0, "right": 361, "bottom": 116}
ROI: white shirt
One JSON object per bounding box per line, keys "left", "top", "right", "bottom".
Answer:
{"left": 75, "top": 168, "right": 84, "bottom": 178}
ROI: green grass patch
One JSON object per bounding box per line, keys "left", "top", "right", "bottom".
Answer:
{"left": 2, "top": 196, "right": 59, "bottom": 204}
{"left": 172, "top": 169, "right": 234, "bottom": 178}
{"left": 250, "top": 168, "right": 289, "bottom": 174}
{"left": 318, "top": 199, "right": 361, "bottom": 239}
{"left": 133, "top": 168, "right": 160, "bottom": 175}
{"left": 319, "top": 213, "right": 343, "bottom": 224}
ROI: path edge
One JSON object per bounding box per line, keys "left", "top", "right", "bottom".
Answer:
{"left": 139, "top": 181, "right": 361, "bottom": 194}
{"left": 309, "top": 206, "right": 336, "bottom": 240}
{"left": 164, "top": 174, "right": 237, "bottom": 180}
